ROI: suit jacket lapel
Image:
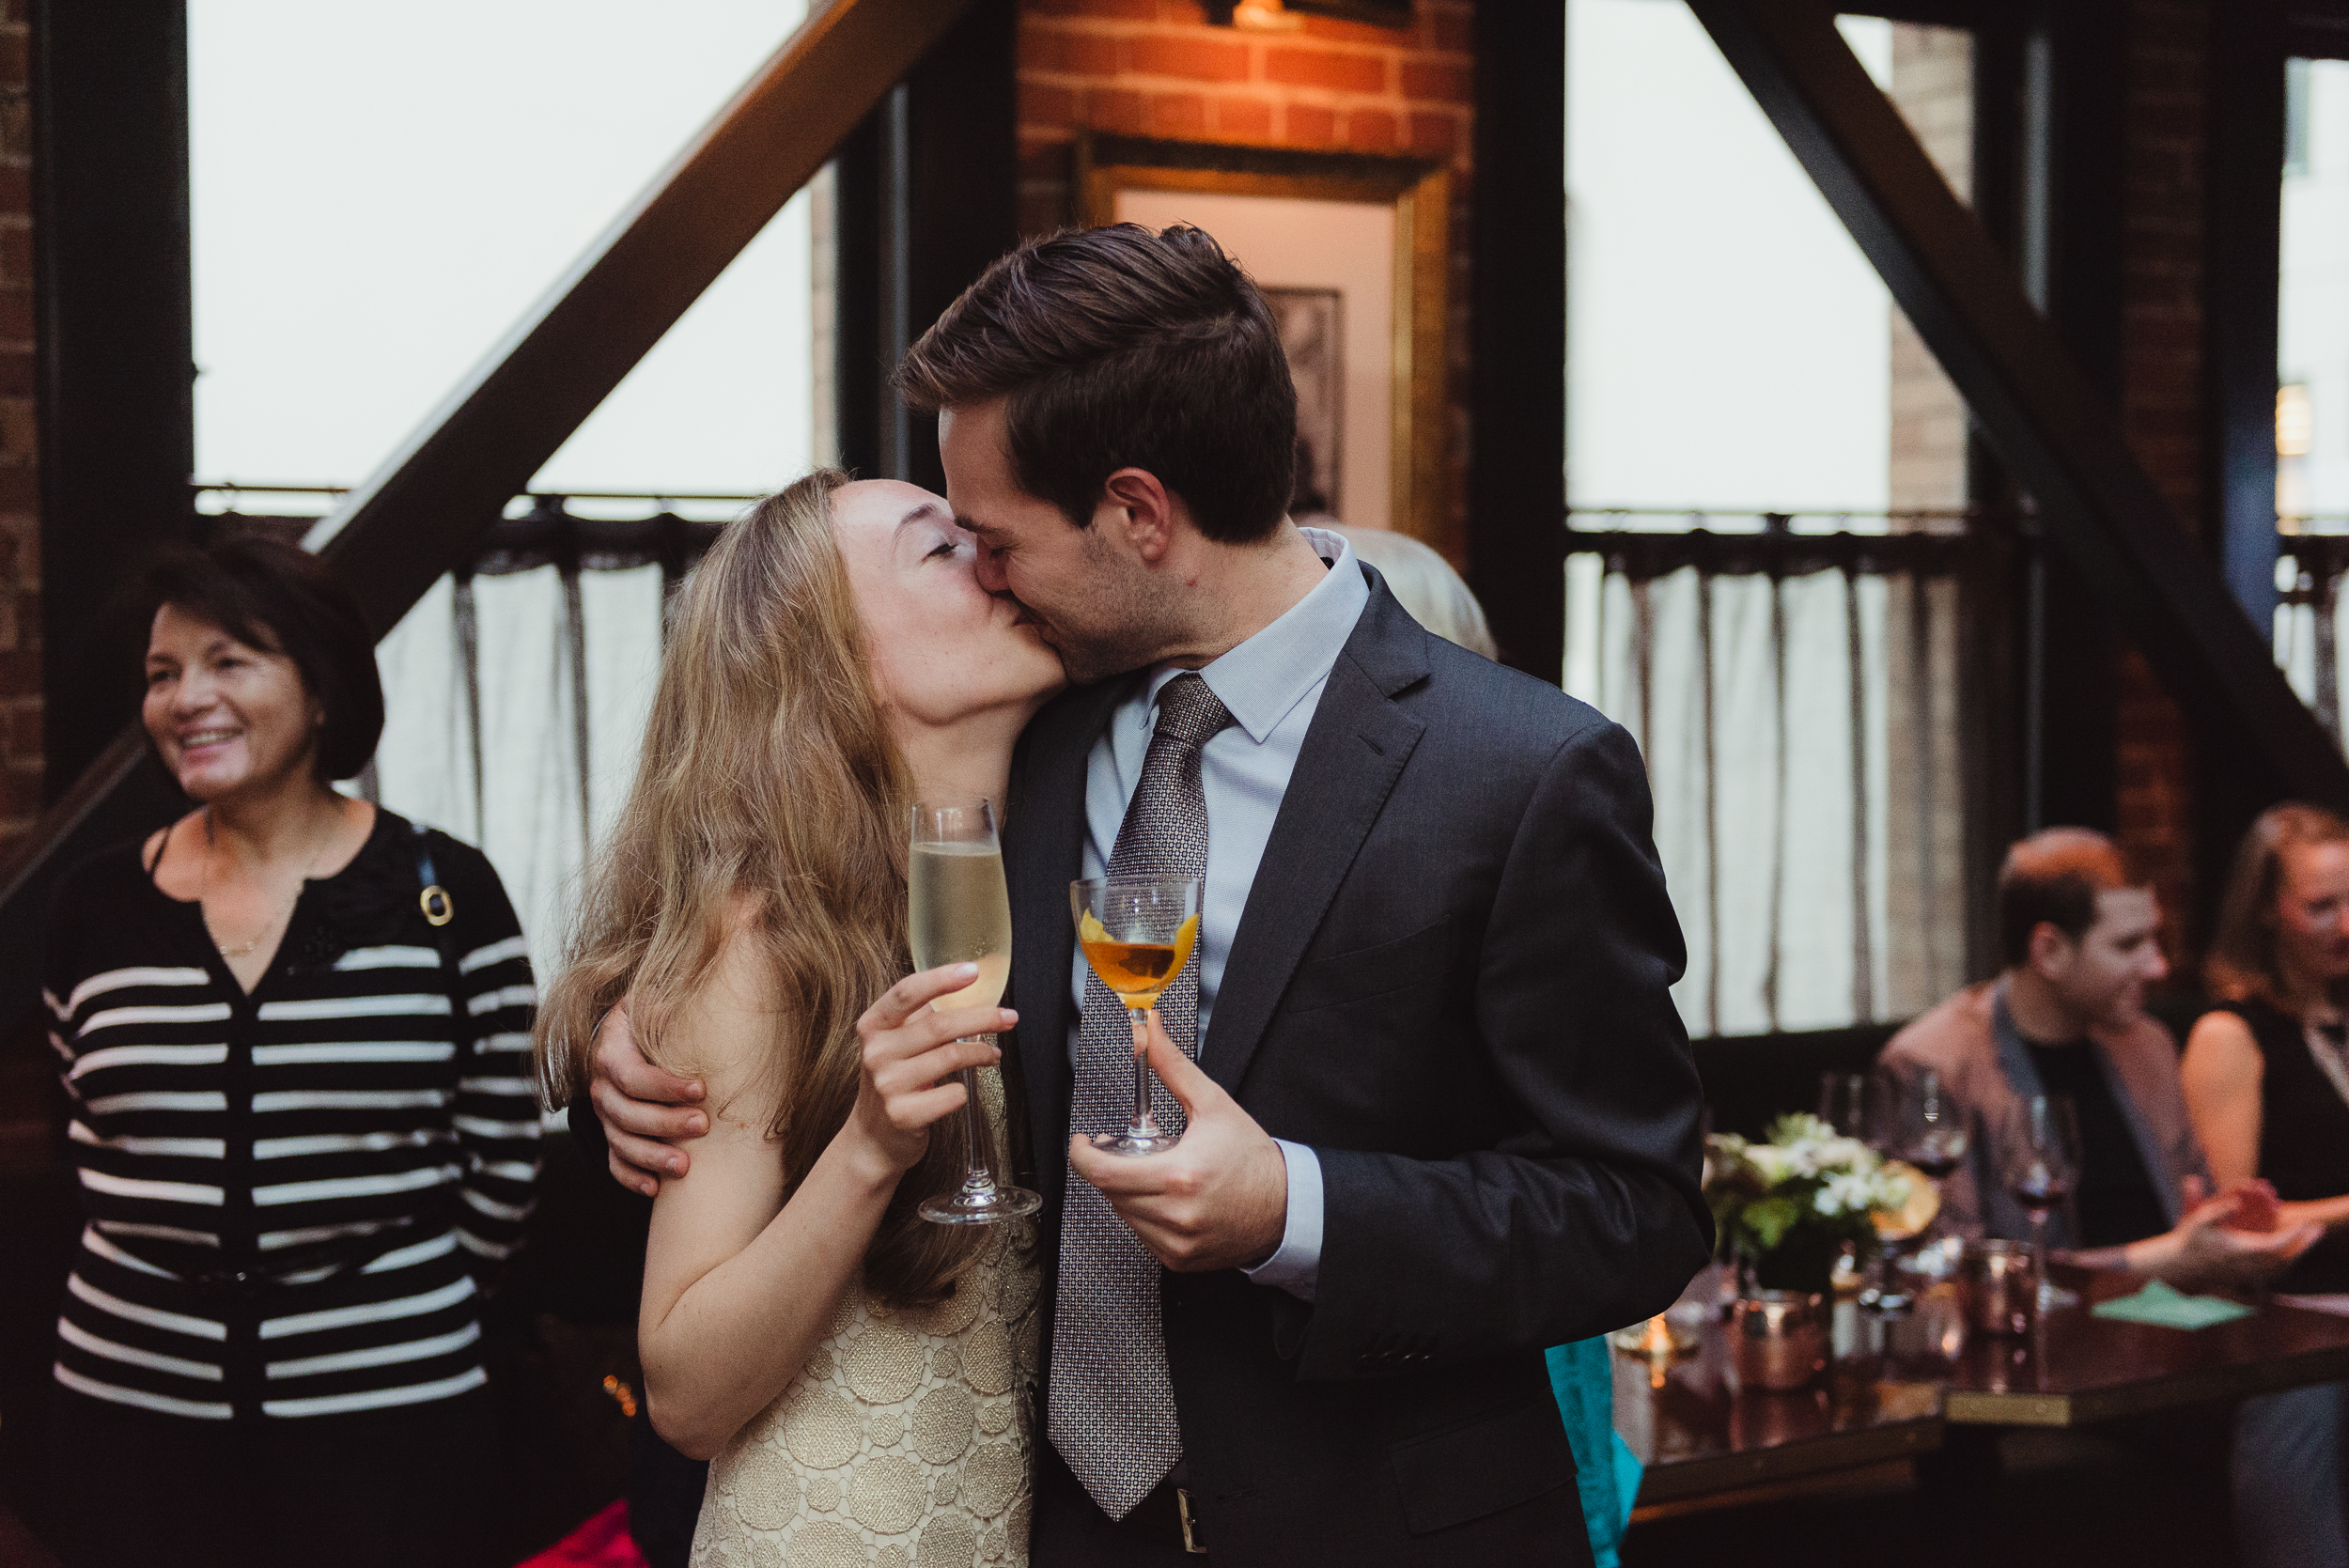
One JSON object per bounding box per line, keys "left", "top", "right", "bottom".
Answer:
{"left": 1202, "top": 577, "right": 1428, "bottom": 1094}
{"left": 1003, "top": 677, "right": 1125, "bottom": 1210}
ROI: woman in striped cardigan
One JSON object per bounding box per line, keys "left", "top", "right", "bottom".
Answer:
{"left": 41, "top": 536, "right": 538, "bottom": 1568}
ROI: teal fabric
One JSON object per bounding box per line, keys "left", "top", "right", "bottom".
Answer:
{"left": 1548, "top": 1338, "right": 1642, "bottom": 1568}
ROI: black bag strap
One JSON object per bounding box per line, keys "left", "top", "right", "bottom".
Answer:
{"left": 412, "top": 826, "right": 475, "bottom": 1073}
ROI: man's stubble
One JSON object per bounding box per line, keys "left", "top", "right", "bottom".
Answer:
{"left": 1044, "top": 525, "right": 1193, "bottom": 687}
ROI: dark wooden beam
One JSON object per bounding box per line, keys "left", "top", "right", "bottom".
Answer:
{"left": 835, "top": 0, "right": 1019, "bottom": 489}
{"left": 1470, "top": 0, "right": 1565, "bottom": 681}
{"left": 32, "top": 0, "right": 196, "bottom": 798}
{"left": 304, "top": 0, "right": 979, "bottom": 624}
{"left": 2209, "top": 0, "right": 2286, "bottom": 631}
{"left": 0, "top": 0, "right": 980, "bottom": 1025}
{"left": 1688, "top": 0, "right": 2349, "bottom": 815}
{"left": 2202, "top": 0, "right": 2295, "bottom": 938}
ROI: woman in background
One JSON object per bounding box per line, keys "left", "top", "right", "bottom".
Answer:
{"left": 2186, "top": 802, "right": 2349, "bottom": 1568}
{"left": 43, "top": 536, "right": 538, "bottom": 1568}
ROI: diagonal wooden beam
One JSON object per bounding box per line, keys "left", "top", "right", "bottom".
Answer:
{"left": 1687, "top": 0, "right": 2349, "bottom": 812}
{"left": 0, "top": 0, "right": 977, "bottom": 1015}
{"left": 305, "top": 0, "right": 978, "bottom": 629}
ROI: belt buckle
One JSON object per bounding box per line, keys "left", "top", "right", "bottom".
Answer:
{"left": 1176, "top": 1487, "right": 1206, "bottom": 1555}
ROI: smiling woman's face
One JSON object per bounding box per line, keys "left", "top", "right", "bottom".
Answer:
{"left": 828, "top": 478, "right": 1067, "bottom": 733}
{"left": 143, "top": 603, "right": 322, "bottom": 801}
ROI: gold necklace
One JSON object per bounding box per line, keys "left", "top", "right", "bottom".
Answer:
{"left": 200, "top": 804, "right": 338, "bottom": 960}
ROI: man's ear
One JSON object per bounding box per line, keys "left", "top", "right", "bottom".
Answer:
{"left": 2026, "top": 920, "right": 2074, "bottom": 977}
{"left": 1097, "top": 468, "right": 1178, "bottom": 565}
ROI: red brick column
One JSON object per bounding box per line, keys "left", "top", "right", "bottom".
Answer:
{"left": 2117, "top": 0, "right": 2206, "bottom": 964}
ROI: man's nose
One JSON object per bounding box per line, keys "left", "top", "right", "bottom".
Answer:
{"left": 974, "top": 549, "right": 1009, "bottom": 594}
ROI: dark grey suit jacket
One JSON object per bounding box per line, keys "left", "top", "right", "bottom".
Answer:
{"left": 1003, "top": 567, "right": 1710, "bottom": 1566}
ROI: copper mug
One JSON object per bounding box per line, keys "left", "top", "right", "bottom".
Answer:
{"left": 1967, "top": 1239, "right": 2039, "bottom": 1336}
{"left": 1728, "top": 1290, "right": 1831, "bottom": 1391}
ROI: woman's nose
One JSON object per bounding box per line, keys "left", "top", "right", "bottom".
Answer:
{"left": 171, "top": 674, "right": 216, "bottom": 715}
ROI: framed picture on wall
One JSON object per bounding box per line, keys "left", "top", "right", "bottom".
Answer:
{"left": 1077, "top": 134, "right": 1451, "bottom": 550}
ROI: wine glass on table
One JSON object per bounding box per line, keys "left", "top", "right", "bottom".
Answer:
{"left": 1894, "top": 1068, "right": 1970, "bottom": 1201}
{"left": 1887, "top": 1068, "right": 1969, "bottom": 1299}
{"left": 1069, "top": 875, "right": 1203, "bottom": 1157}
{"left": 1818, "top": 1071, "right": 1870, "bottom": 1138}
{"left": 1853, "top": 1072, "right": 1929, "bottom": 1319}
{"left": 910, "top": 800, "right": 1040, "bottom": 1225}
{"left": 2001, "top": 1094, "right": 2082, "bottom": 1310}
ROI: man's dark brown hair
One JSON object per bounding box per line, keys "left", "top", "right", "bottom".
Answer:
{"left": 894, "top": 223, "right": 1297, "bottom": 544}
{"left": 1997, "top": 827, "right": 2139, "bottom": 968}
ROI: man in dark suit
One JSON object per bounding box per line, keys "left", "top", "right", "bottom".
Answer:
{"left": 591, "top": 223, "right": 1708, "bottom": 1565}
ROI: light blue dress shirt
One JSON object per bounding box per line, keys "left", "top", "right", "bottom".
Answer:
{"left": 1068, "top": 526, "right": 1369, "bottom": 1302}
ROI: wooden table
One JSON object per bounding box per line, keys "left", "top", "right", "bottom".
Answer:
{"left": 1615, "top": 1265, "right": 2349, "bottom": 1509}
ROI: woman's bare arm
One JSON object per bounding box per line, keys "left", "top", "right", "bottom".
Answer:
{"left": 2182, "top": 1011, "right": 2265, "bottom": 1190}
{"left": 637, "top": 934, "right": 1011, "bottom": 1460}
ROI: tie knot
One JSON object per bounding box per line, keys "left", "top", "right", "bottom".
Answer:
{"left": 1153, "top": 673, "right": 1234, "bottom": 751}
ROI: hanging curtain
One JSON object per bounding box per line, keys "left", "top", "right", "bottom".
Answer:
{"left": 371, "top": 507, "right": 720, "bottom": 985}
{"left": 1565, "top": 529, "right": 1973, "bottom": 1039}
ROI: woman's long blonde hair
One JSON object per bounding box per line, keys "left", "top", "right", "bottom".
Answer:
{"left": 537, "top": 470, "right": 981, "bottom": 1304}
{"left": 2205, "top": 801, "right": 2349, "bottom": 1016}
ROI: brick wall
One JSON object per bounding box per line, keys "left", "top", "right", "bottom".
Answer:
{"left": 0, "top": 0, "right": 33, "bottom": 854}
{"left": 1015, "top": 0, "right": 1474, "bottom": 552}
{"left": 2116, "top": 0, "right": 2206, "bottom": 966}
{"left": 1886, "top": 25, "right": 1972, "bottom": 516}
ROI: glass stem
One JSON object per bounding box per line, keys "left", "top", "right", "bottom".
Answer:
{"left": 957, "top": 1048, "right": 993, "bottom": 1196}
{"left": 1128, "top": 1007, "right": 1158, "bottom": 1139}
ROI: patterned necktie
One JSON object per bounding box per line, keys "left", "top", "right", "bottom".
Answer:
{"left": 1050, "top": 671, "right": 1235, "bottom": 1520}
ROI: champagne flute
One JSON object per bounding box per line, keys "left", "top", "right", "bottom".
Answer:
{"left": 910, "top": 800, "right": 1039, "bottom": 1225}
{"left": 2001, "top": 1094, "right": 2081, "bottom": 1309}
{"left": 1070, "top": 875, "right": 1203, "bottom": 1157}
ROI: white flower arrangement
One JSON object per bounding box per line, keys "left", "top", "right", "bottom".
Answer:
{"left": 1706, "top": 1113, "right": 1916, "bottom": 1287}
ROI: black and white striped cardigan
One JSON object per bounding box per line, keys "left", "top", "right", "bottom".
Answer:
{"left": 43, "top": 808, "right": 540, "bottom": 1421}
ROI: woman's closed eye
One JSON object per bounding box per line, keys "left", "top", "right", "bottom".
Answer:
{"left": 926, "top": 538, "right": 960, "bottom": 561}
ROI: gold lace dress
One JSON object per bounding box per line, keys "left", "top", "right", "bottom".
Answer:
{"left": 690, "top": 1066, "right": 1042, "bottom": 1568}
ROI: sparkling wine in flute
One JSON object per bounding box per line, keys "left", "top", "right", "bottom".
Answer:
{"left": 910, "top": 803, "right": 1039, "bottom": 1225}
{"left": 910, "top": 844, "right": 1013, "bottom": 1011}
{"left": 1070, "top": 875, "right": 1203, "bottom": 1157}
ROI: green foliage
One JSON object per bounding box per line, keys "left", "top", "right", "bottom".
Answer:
{"left": 1703, "top": 1112, "right": 1913, "bottom": 1280}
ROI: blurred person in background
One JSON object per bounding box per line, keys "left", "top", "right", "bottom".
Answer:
{"left": 1876, "top": 828, "right": 2310, "bottom": 1281}
{"left": 43, "top": 536, "right": 539, "bottom": 1568}
{"left": 1288, "top": 442, "right": 1498, "bottom": 661}
{"left": 2186, "top": 803, "right": 2349, "bottom": 1568}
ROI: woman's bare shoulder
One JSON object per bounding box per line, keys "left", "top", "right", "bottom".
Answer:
{"left": 143, "top": 811, "right": 208, "bottom": 895}
{"left": 659, "top": 897, "right": 787, "bottom": 1126}
{"left": 2186, "top": 1006, "right": 2261, "bottom": 1053}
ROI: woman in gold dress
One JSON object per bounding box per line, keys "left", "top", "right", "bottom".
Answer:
{"left": 538, "top": 472, "right": 1066, "bottom": 1566}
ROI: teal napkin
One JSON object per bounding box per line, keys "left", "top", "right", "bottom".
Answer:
{"left": 2090, "top": 1279, "right": 2255, "bottom": 1329}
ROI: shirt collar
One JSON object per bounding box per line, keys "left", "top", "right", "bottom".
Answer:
{"left": 1141, "top": 526, "right": 1367, "bottom": 744}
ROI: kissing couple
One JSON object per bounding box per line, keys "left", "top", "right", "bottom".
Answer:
{"left": 537, "top": 221, "right": 1710, "bottom": 1568}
